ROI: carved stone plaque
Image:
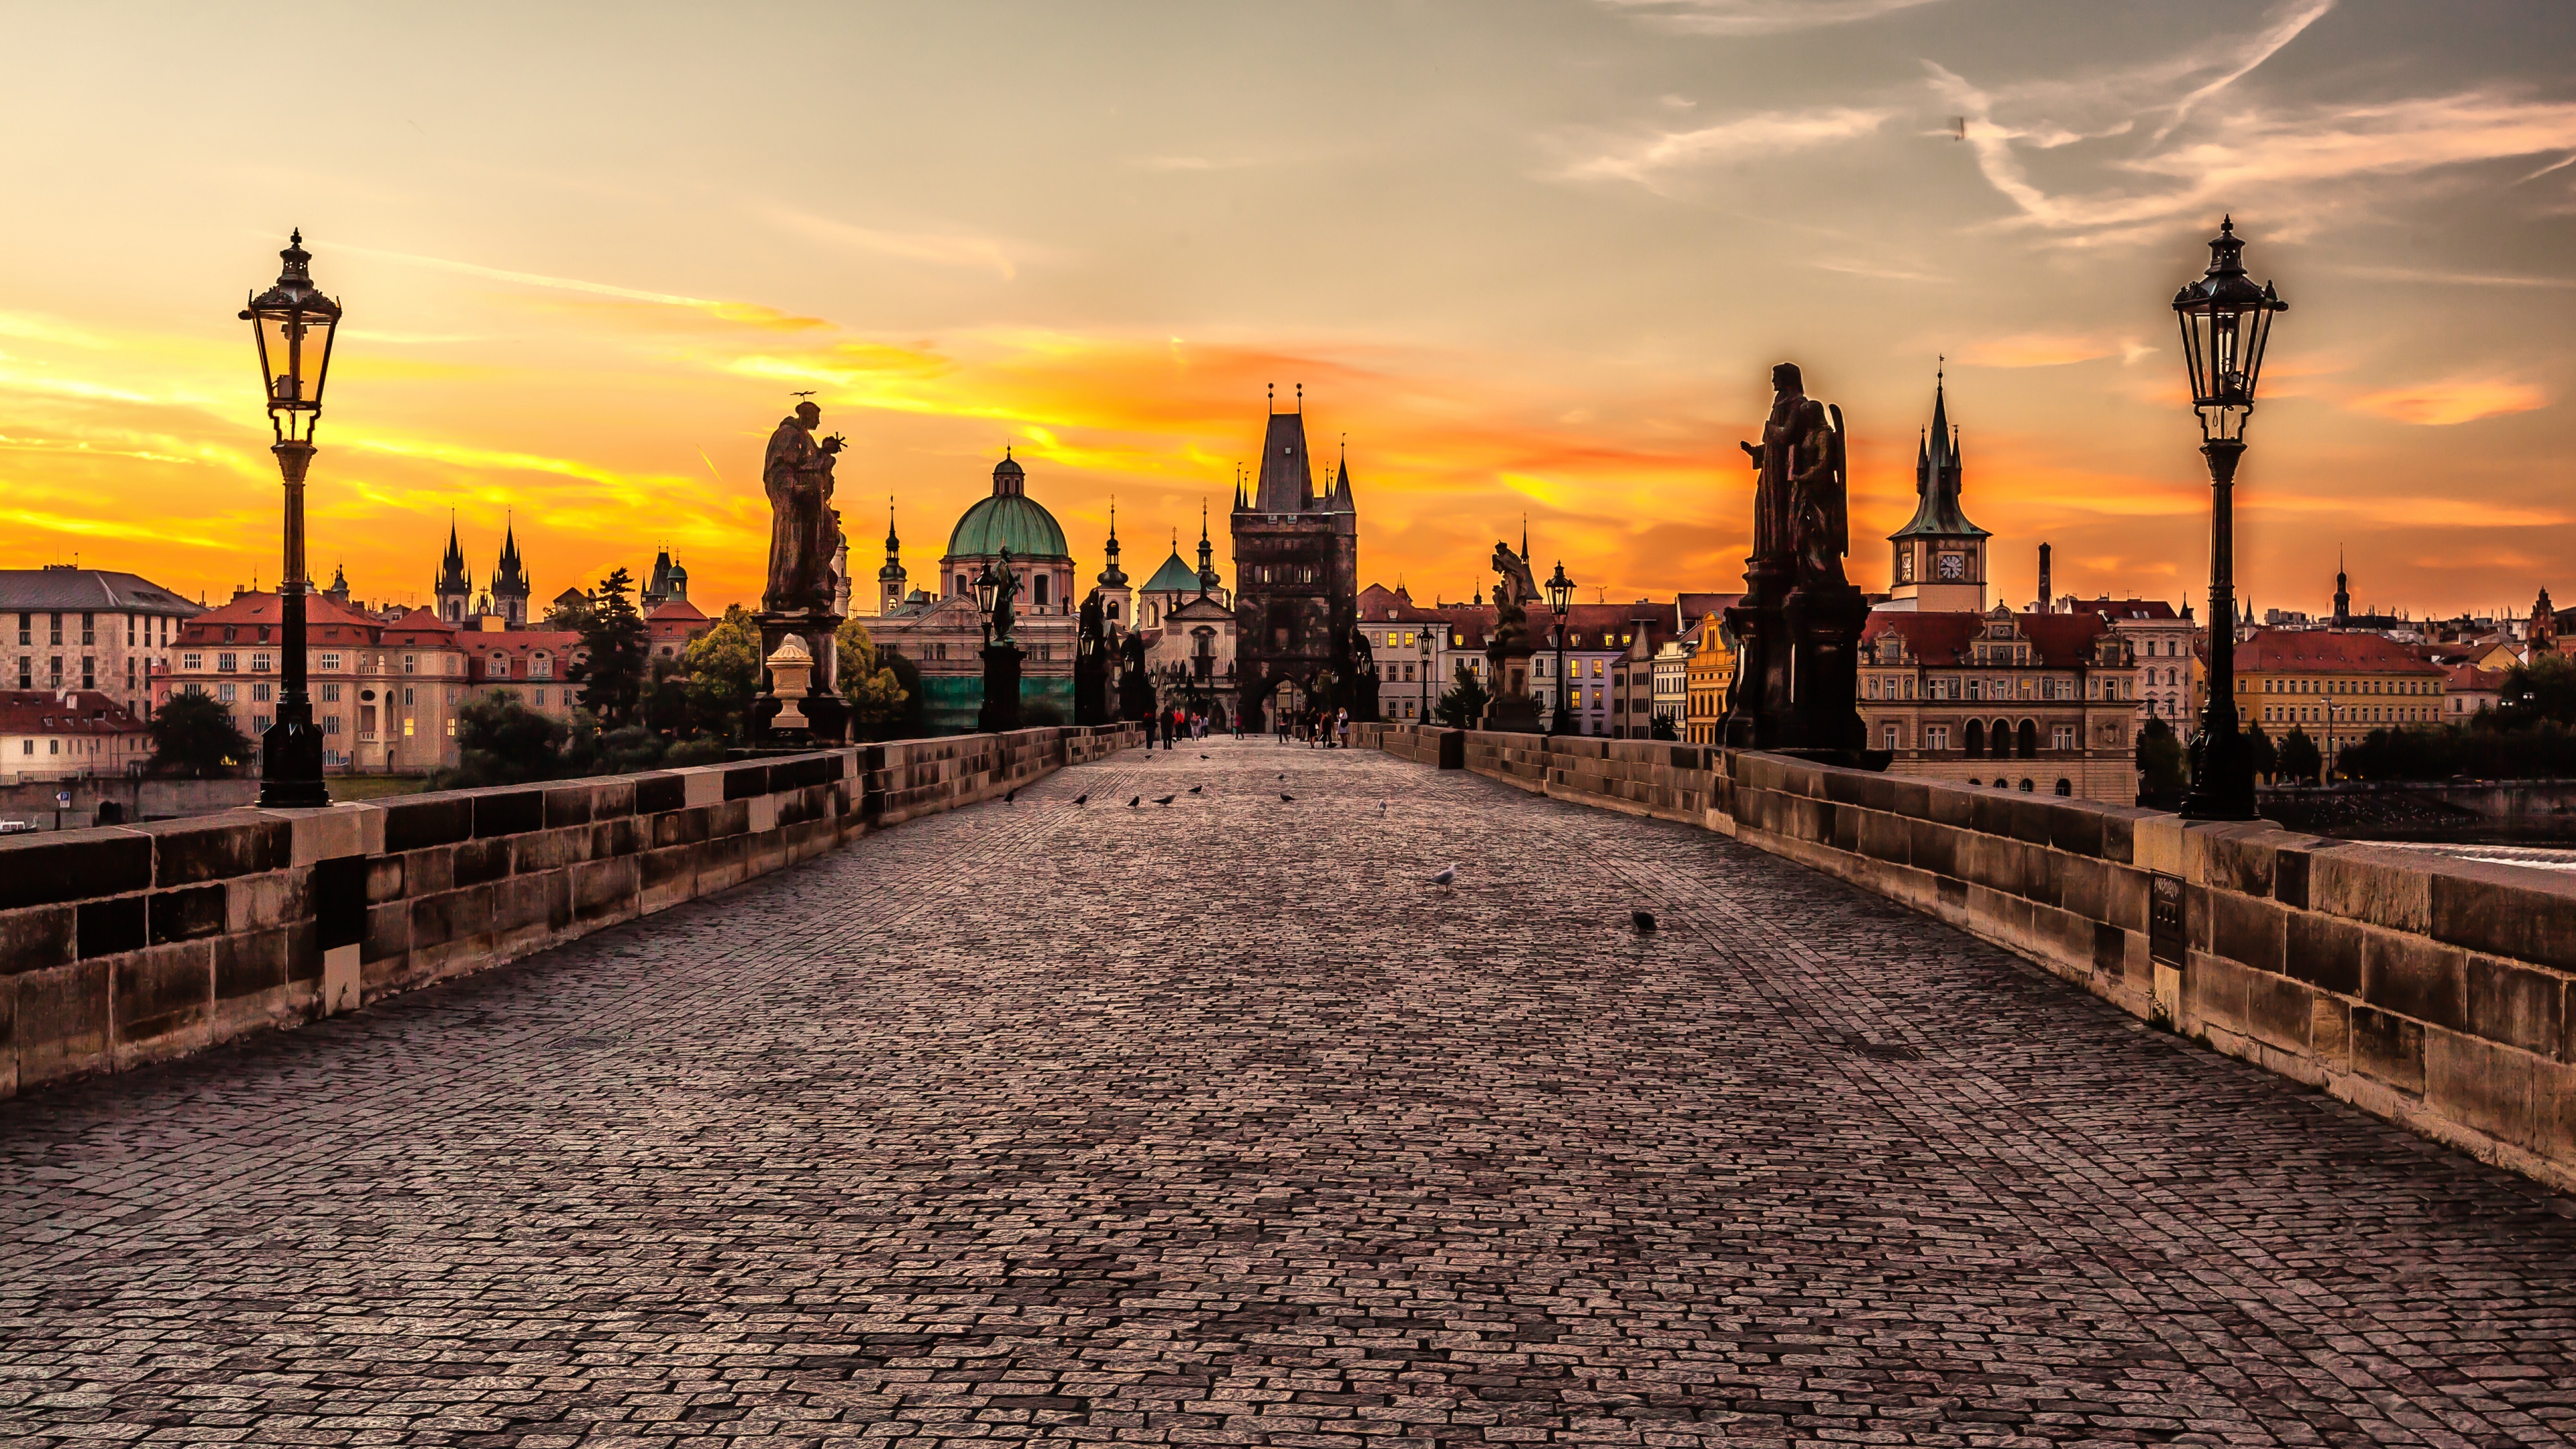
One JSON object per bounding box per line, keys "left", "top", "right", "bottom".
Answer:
{"left": 2149, "top": 873, "right": 2186, "bottom": 967}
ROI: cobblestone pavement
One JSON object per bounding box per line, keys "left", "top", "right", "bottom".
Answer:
{"left": 7, "top": 739, "right": 2576, "bottom": 1449}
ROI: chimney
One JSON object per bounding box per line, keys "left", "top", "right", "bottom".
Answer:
{"left": 2035, "top": 543, "right": 2051, "bottom": 613}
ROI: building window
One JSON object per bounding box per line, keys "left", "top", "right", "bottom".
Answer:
{"left": 1927, "top": 726, "right": 1948, "bottom": 751}
{"left": 532, "top": 654, "right": 552, "bottom": 679}
{"left": 217, "top": 652, "right": 237, "bottom": 673}
{"left": 321, "top": 683, "right": 341, "bottom": 702}
{"left": 319, "top": 653, "right": 341, "bottom": 671}
{"left": 254, "top": 682, "right": 273, "bottom": 704}
{"left": 1883, "top": 724, "right": 1899, "bottom": 751}
{"left": 2055, "top": 779, "right": 2073, "bottom": 796}
{"left": 403, "top": 688, "right": 415, "bottom": 706}
{"left": 325, "top": 715, "right": 341, "bottom": 735}
{"left": 218, "top": 682, "right": 236, "bottom": 703}
{"left": 2053, "top": 724, "right": 2074, "bottom": 751}
{"left": 534, "top": 689, "right": 547, "bottom": 706}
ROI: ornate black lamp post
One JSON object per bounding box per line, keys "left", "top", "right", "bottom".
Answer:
{"left": 972, "top": 559, "right": 1022, "bottom": 733}
{"left": 1417, "top": 628, "right": 1432, "bottom": 724}
{"left": 2172, "top": 217, "right": 2288, "bottom": 820}
{"left": 1545, "top": 562, "right": 1575, "bottom": 736}
{"left": 241, "top": 231, "right": 341, "bottom": 808}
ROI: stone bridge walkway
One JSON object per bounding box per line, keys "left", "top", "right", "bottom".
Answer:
{"left": 5, "top": 739, "right": 2575, "bottom": 1448}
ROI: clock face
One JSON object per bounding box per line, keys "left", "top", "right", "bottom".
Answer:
{"left": 1937, "top": 553, "right": 1966, "bottom": 580}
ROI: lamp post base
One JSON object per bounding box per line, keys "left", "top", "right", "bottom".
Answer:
{"left": 2180, "top": 720, "right": 2258, "bottom": 820}
{"left": 258, "top": 704, "right": 330, "bottom": 810}
{"left": 978, "top": 643, "right": 1024, "bottom": 735}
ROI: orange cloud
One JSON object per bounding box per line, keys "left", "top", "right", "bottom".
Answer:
{"left": 2349, "top": 378, "right": 2548, "bottom": 427}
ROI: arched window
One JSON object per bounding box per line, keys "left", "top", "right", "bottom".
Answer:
{"left": 1992, "top": 718, "right": 2013, "bottom": 757}
{"left": 1964, "top": 720, "right": 1984, "bottom": 755}
{"left": 490, "top": 653, "right": 508, "bottom": 677}
{"left": 2017, "top": 719, "right": 2038, "bottom": 757}
{"left": 1967, "top": 777, "right": 1982, "bottom": 788}
{"left": 2018, "top": 778, "right": 2034, "bottom": 792}
{"left": 2055, "top": 778, "right": 2072, "bottom": 796}
{"left": 1034, "top": 575, "right": 1049, "bottom": 607}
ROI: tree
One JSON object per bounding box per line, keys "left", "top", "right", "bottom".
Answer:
{"left": 2493, "top": 651, "right": 2576, "bottom": 730}
{"left": 1435, "top": 661, "right": 1490, "bottom": 729}
{"left": 880, "top": 649, "right": 927, "bottom": 735}
{"left": 2277, "top": 728, "right": 2323, "bottom": 786}
{"left": 1650, "top": 712, "right": 1680, "bottom": 741}
{"left": 2243, "top": 720, "right": 2278, "bottom": 782}
{"left": 572, "top": 567, "right": 649, "bottom": 729}
{"left": 149, "top": 690, "right": 254, "bottom": 777}
{"left": 437, "top": 690, "right": 566, "bottom": 788}
{"left": 835, "top": 617, "right": 910, "bottom": 732}
{"left": 680, "top": 604, "right": 762, "bottom": 740}
{"left": 542, "top": 592, "right": 594, "bottom": 632}
{"left": 2135, "top": 716, "right": 2187, "bottom": 806}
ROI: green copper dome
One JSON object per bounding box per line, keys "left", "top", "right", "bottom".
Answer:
{"left": 1141, "top": 547, "right": 1201, "bottom": 594}
{"left": 945, "top": 453, "right": 1070, "bottom": 560}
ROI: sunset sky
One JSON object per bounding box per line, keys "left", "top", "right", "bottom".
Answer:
{"left": 5, "top": 1, "right": 2573, "bottom": 621}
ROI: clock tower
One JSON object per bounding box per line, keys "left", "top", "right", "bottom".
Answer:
{"left": 1884, "top": 366, "right": 1989, "bottom": 612}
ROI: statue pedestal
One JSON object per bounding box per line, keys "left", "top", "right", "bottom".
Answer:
{"left": 1782, "top": 582, "right": 1870, "bottom": 753}
{"left": 1479, "top": 643, "right": 1544, "bottom": 734}
{"left": 753, "top": 610, "right": 848, "bottom": 746}
{"left": 1718, "top": 566, "right": 1880, "bottom": 765}
{"left": 978, "top": 642, "right": 1024, "bottom": 734}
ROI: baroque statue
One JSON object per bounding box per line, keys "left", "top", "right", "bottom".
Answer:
{"left": 762, "top": 399, "right": 845, "bottom": 616}
{"left": 1737, "top": 362, "right": 1849, "bottom": 588}
{"left": 976, "top": 547, "right": 1021, "bottom": 645}
{"left": 1488, "top": 540, "right": 1540, "bottom": 653}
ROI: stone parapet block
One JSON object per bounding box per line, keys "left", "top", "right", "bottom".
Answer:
{"left": 0, "top": 725, "right": 1141, "bottom": 1101}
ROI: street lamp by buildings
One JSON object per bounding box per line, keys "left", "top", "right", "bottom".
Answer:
{"left": 241, "top": 231, "right": 341, "bottom": 809}
{"left": 1417, "top": 628, "right": 1432, "bottom": 724}
{"left": 1545, "top": 562, "right": 1575, "bottom": 736}
{"left": 971, "top": 559, "right": 1022, "bottom": 733}
{"left": 2172, "top": 217, "right": 2287, "bottom": 821}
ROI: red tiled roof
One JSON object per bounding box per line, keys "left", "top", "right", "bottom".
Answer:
{"left": 1862, "top": 610, "right": 2109, "bottom": 667}
{"left": 2444, "top": 664, "right": 2506, "bottom": 692}
{"left": 0, "top": 689, "right": 147, "bottom": 735}
{"left": 465, "top": 629, "right": 584, "bottom": 684}
{"left": 2019, "top": 611, "right": 2112, "bottom": 667}
{"left": 382, "top": 606, "right": 459, "bottom": 646}
{"left": 1358, "top": 584, "right": 1447, "bottom": 623}
{"left": 646, "top": 598, "right": 709, "bottom": 624}
{"left": 2234, "top": 629, "right": 2445, "bottom": 675}
{"left": 180, "top": 590, "right": 384, "bottom": 642}
{"left": 1864, "top": 611, "right": 1983, "bottom": 665}
{"left": 2064, "top": 596, "right": 2181, "bottom": 621}
{"left": 1677, "top": 592, "right": 1741, "bottom": 627}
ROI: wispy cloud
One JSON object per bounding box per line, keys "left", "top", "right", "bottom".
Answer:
{"left": 1128, "top": 155, "right": 1263, "bottom": 172}
{"left": 2349, "top": 378, "right": 2548, "bottom": 427}
{"left": 1929, "top": 1, "right": 2576, "bottom": 246}
{"left": 1563, "top": 105, "right": 1891, "bottom": 187}
{"left": 1598, "top": 0, "right": 1947, "bottom": 37}
{"left": 345, "top": 244, "right": 832, "bottom": 330}
{"left": 766, "top": 209, "right": 1032, "bottom": 281}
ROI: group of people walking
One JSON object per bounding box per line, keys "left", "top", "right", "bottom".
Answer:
{"left": 1146, "top": 703, "right": 1353, "bottom": 750}
{"left": 1152, "top": 706, "right": 1228, "bottom": 750}
{"left": 1274, "top": 706, "right": 1352, "bottom": 749}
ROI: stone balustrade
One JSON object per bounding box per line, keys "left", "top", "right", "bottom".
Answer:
{"left": 1360, "top": 723, "right": 2576, "bottom": 1193}
{"left": 0, "top": 723, "right": 1142, "bottom": 1098}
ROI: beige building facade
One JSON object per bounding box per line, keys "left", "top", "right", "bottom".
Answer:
{"left": 1860, "top": 606, "right": 2140, "bottom": 801}
{"left": 1, "top": 567, "right": 203, "bottom": 722}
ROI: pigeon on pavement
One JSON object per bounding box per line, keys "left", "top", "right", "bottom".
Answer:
{"left": 1073, "top": 794, "right": 1088, "bottom": 806}
{"left": 1430, "top": 863, "right": 1458, "bottom": 889}
{"left": 1631, "top": 910, "right": 1657, "bottom": 932}
{"left": 1189, "top": 785, "right": 1203, "bottom": 794}
{"left": 1005, "top": 788, "right": 1018, "bottom": 804}
{"left": 1154, "top": 794, "right": 1177, "bottom": 806}
{"left": 1128, "top": 796, "right": 1141, "bottom": 807}
{"left": 1279, "top": 792, "right": 1295, "bottom": 802}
